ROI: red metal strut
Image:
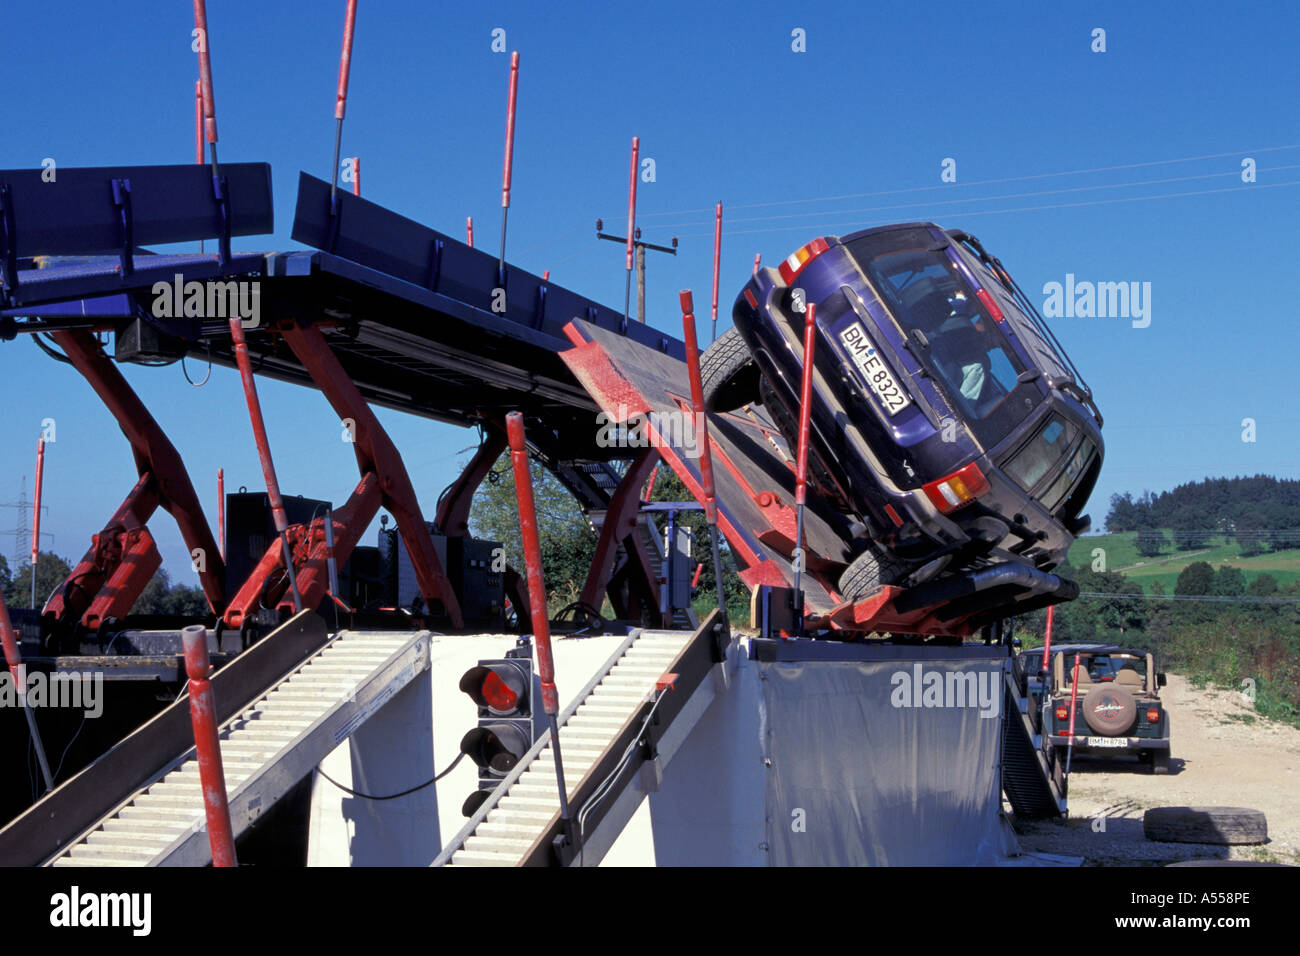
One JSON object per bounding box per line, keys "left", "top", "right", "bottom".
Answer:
{"left": 44, "top": 330, "right": 225, "bottom": 630}
{"left": 506, "top": 411, "right": 571, "bottom": 829}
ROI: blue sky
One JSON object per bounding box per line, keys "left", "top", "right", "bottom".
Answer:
{"left": 1, "top": 0, "right": 1297, "bottom": 583}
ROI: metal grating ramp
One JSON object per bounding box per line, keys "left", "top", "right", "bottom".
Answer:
{"left": 443, "top": 628, "right": 696, "bottom": 867}
{"left": 49, "top": 629, "right": 429, "bottom": 867}
{"left": 1001, "top": 673, "right": 1066, "bottom": 818}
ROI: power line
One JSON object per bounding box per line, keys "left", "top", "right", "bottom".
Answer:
{"left": 1077, "top": 590, "right": 1300, "bottom": 605}
{"left": 634, "top": 142, "right": 1300, "bottom": 219}
{"left": 675, "top": 179, "right": 1300, "bottom": 240}
{"left": 654, "top": 163, "right": 1300, "bottom": 229}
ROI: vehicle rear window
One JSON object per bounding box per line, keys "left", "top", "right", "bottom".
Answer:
{"left": 1003, "top": 416, "right": 1076, "bottom": 491}
{"left": 844, "top": 232, "right": 1025, "bottom": 423}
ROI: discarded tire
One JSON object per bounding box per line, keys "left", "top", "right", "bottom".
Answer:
{"left": 1144, "top": 807, "right": 1268, "bottom": 845}
{"left": 1081, "top": 685, "right": 1137, "bottom": 735}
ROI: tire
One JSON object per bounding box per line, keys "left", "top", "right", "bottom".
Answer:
{"left": 700, "top": 327, "right": 760, "bottom": 412}
{"left": 838, "top": 543, "right": 911, "bottom": 601}
{"left": 1080, "top": 685, "right": 1138, "bottom": 736}
{"left": 1143, "top": 807, "right": 1268, "bottom": 845}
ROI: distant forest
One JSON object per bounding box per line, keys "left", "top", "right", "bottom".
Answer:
{"left": 1105, "top": 475, "right": 1300, "bottom": 555}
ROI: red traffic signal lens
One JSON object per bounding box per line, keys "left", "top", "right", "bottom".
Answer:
{"left": 481, "top": 671, "right": 518, "bottom": 713}
{"left": 460, "top": 664, "right": 527, "bottom": 716}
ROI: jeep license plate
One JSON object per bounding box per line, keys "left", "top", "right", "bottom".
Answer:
{"left": 1086, "top": 736, "right": 1129, "bottom": 749}
{"left": 838, "top": 322, "right": 912, "bottom": 416}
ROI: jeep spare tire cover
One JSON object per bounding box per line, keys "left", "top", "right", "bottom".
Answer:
{"left": 1081, "top": 685, "right": 1137, "bottom": 735}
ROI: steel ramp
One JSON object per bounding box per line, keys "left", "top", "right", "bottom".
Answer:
{"left": 1001, "top": 671, "right": 1066, "bottom": 817}
{"left": 47, "top": 629, "right": 429, "bottom": 866}
{"left": 437, "top": 613, "right": 727, "bottom": 867}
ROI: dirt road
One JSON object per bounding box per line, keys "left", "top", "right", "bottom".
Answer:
{"left": 1012, "top": 675, "right": 1300, "bottom": 865}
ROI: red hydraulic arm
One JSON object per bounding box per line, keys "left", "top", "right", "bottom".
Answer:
{"left": 281, "top": 321, "right": 463, "bottom": 626}
{"left": 43, "top": 330, "right": 225, "bottom": 631}
{"left": 432, "top": 426, "right": 507, "bottom": 537}
{"left": 579, "top": 447, "right": 660, "bottom": 618}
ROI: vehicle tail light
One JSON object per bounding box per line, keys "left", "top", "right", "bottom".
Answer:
{"left": 1054, "top": 706, "right": 1069, "bottom": 721}
{"left": 778, "top": 237, "right": 830, "bottom": 284}
{"left": 1146, "top": 708, "right": 1160, "bottom": 723}
{"left": 975, "top": 287, "right": 1004, "bottom": 322}
{"left": 921, "top": 461, "right": 990, "bottom": 513}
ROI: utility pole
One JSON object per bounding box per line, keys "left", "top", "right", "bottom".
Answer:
{"left": 596, "top": 220, "right": 677, "bottom": 324}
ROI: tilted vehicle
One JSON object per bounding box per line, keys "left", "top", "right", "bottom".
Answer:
{"left": 1043, "top": 644, "right": 1171, "bottom": 773}
{"left": 701, "top": 222, "right": 1103, "bottom": 601}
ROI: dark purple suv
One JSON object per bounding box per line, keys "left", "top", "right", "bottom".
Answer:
{"left": 701, "top": 222, "right": 1103, "bottom": 601}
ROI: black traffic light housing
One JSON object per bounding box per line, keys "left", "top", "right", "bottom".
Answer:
{"left": 458, "top": 637, "right": 543, "bottom": 817}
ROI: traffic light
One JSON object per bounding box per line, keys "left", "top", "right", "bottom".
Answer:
{"left": 458, "top": 637, "right": 541, "bottom": 817}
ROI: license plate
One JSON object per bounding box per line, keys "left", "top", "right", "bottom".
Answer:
{"left": 838, "top": 322, "right": 912, "bottom": 416}
{"left": 1086, "top": 736, "right": 1130, "bottom": 749}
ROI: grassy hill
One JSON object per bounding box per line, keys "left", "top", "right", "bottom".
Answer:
{"left": 1068, "top": 531, "right": 1300, "bottom": 593}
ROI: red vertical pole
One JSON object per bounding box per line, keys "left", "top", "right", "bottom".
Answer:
{"left": 505, "top": 411, "right": 571, "bottom": 826}
{"left": 195, "top": 79, "right": 205, "bottom": 254}
{"left": 623, "top": 137, "right": 639, "bottom": 328}
{"left": 680, "top": 291, "right": 729, "bottom": 619}
{"left": 753, "top": 253, "right": 761, "bottom": 275}
{"left": 497, "top": 51, "right": 520, "bottom": 285}
{"left": 192, "top": 1, "right": 218, "bottom": 151}
{"left": 791, "top": 301, "right": 817, "bottom": 633}
{"left": 710, "top": 202, "right": 723, "bottom": 343}
{"left": 1041, "top": 604, "right": 1054, "bottom": 672}
{"left": 542, "top": 269, "right": 550, "bottom": 281}
{"left": 331, "top": 0, "right": 358, "bottom": 201}
{"left": 227, "top": 318, "right": 302, "bottom": 611}
{"left": 352, "top": 156, "right": 360, "bottom": 197}
{"left": 466, "top": 217, "right": 474, "bottom": 248}
{"left": 334, "top": 0, "right": 358, "bottom": 123}
{"left": 1065, "top": 652, "right": 1082, "bottom": 773}
{"left": 182, "top": 624, "right": 237, "bottom": 867}
{"left": 30, "top": 438, "right": 45, "bottom": 610}
{"left": 217, "top": 468, "right": 225, "bottom": 562}
{"left": 194, "top": 80, "right": 203, "bottom": 164}
{"left": 0, "top": 590, "right": 53, "bottom": 790}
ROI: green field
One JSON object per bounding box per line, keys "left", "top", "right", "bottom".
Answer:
{"left": 1068, "top": 531, "right": 1300, "bottom": 593}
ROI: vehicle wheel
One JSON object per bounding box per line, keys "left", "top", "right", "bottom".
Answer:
{"left": 837, "top": 543, "right": 911, "bottom": 601}
{"left": 700, "top": 327, "right": 760, "bottom": 412}
{"left": 1080, "top": 685, "right": 1137, "bottom": 736}
{"left": 1150, "top": 751, "right": 1171, "bottom": 775}
{"left": 1143, "top": 807, "right": 1268, "bottom": 845}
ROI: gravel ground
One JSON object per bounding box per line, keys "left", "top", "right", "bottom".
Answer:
{"left": 1011, "top": 674, "right": 1300, "bottom": 865}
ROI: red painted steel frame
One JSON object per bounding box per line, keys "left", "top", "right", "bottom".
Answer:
{"left": 45, "top": 330, "right": 226, "bottom": 621}
{"left": 433, "top": 427, "right": 507, "bottom": 537}
{"left": 223, "top": 472, "right": 380, "bottom": 630}
{"left": 352, "top": 157, "right": 360, "bottom": 197}
{"left": 677, "top": 293, "right": 718, "bottom": 526}
{"left": 579, "top": 447, "right": 659, "bottom": 616}
{"left": 280, "top": 322, "right": 463, "bottom": 626}
{"left": 182, "top": 625, "right": 237, "bottom": 866}
{"left": 194, "top": 80, "right": 203, "bottom": 165}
